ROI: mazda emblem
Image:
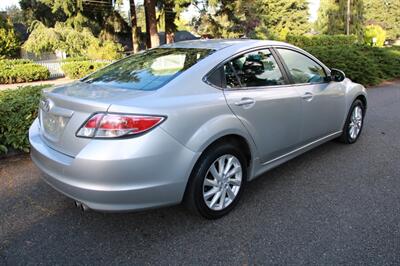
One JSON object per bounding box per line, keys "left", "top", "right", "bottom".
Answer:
{"left": 40, "top": 98, "right": 51, "bottom": 112}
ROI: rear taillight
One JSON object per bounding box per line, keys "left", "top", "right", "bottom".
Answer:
{"left": 76, "top": 113, "right": 165, "bottom": 138}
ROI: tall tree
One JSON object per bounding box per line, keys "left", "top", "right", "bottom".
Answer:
{"left": 164, "top": 0, "right": 176, "bottom": 44}
{"left": 144, "top": 0, "right": 159, "bottom": 48}
{"left": 363, "top": 0, "right": 400, "bottom": 40}
{"left": 158, "top": 0, "right": 191, "bottom": 44}
{"left": 316, "top": 0, "right": 364, "bottom": 38}
{"left": 0, "top": 16, "right": 20, "bottom": 58}
{"left": 129, "top": 0, "right": 140, "bottom": 52}
{"left": 191, "top": 0, "right": 310, "bottom": 40}
{"left": 19, "top": 0, "right": 67, "bottom": 27}
{"left": 256, "top": 0, "right": 310, "bottom": 40}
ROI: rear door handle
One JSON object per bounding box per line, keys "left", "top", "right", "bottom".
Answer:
{"left": 234, "top": 98, "right": 256, "bottom": 108}
{"left": 301, "top": 92, "right": 314, "bottom": 101}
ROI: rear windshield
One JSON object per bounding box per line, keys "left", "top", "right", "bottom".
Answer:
{"left": 82, "top": 48, "right": 213, "bottom": 90}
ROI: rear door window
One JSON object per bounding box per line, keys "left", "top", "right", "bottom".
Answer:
{"left": 223, "top": 49, "right": 286, "bottom": 88}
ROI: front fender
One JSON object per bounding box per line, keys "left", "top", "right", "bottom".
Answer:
{"left": 344, "top": 79, "right": 368, "bottom": 111}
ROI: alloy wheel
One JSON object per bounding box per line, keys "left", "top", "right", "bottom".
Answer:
{"left": 349, "top": 105, "right": 363, "bottom": 140}
{"left": 202, "top": 154, "right": 242, "bottom": 211}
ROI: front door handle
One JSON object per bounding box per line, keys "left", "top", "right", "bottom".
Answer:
{"left": 301, "top": 92, "right": 314, "bottom": 101}
{"left": 234, "top": 98, "right": 256, "bottom": 108}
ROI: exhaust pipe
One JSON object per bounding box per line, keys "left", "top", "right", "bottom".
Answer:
{"left": 74, "top": 201, "right": 82, "bottom": 208}
{"left": 74, "top": 201, "right": 90, "bottom": 212}
{"left": 81, "top": 203, "right": 90, "bottom": 211}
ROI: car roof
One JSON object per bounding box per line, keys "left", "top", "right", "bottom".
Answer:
{"left": 160, "top": 39, "right": 293, "bottom": 51}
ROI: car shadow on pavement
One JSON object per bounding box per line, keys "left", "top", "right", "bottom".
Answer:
{"left": 0, "top": 139, "right": 352, "bottom": 264}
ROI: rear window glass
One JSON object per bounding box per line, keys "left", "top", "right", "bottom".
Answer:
{"left": 82, "top": 48, "right": 213, "bottom": 90}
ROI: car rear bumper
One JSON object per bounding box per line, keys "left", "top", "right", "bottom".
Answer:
{"left": 29, "top": 119, "right": 200, "bottom": 212}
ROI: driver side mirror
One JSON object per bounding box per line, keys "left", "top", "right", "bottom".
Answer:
{"left": 330, "top": 68, "right": 346, "bottom": 82}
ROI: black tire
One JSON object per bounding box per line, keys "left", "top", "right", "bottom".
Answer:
{"left": 338, "top": 99, "right": 365, "bottom": 144}
{"left": 183, "top": 142, "right": 247, "bottom": 219}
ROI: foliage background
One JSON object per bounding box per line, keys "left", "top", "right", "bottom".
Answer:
{"left": 0, "top": 85, "right": 49, "bottom": 154}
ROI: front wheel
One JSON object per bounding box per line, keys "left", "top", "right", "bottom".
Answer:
{"left": 183, "top": 143, "right": 247, "bottom": 219}
{"left": 338, "top": 99, "right": 365, "bottom": 144}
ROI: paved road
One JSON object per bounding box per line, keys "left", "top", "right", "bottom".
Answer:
{"left": 1, "top": 82, "right": 400, "bottom": 265}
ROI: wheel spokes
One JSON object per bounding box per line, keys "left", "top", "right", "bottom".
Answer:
{"left": 204, "top": 187, "right": 219, "bottom": 199}
{"left": 204, "top": 178, "right": 218, "bottom": 188}
{"left": 209, "top": 164, "right": 221, "bottom": 181}
{"left": 226, "top": 165, "right": 241, "bottom": 179}
{"left": 226, "top": 186, "right": 236, "bottom": 200}
{"left": 209, "top": 191, "right": 222, "bottom": 208}
{"left": 203, "top": 154, "right": 243, "bottom": 211}
{"left": 349, "top": 106, "right": 363, "bottom": 140}
{"left": 228, "top": 178, "right": 241, "bottom": 186}
{"left": 219, "top": 187, "right": 227, "bottom": 209}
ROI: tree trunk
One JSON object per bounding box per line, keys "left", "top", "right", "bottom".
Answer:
{"left": 129, "top": 0, "right": 140, "bottom": 53}
{"left": 144, "top": 0, "right": 160, "bottom": 48}
{"left": 164, "top": 1, "right": 176, "bottom": 44}
{"left": 346, "top": 0, "right": 351, "bottom": 35}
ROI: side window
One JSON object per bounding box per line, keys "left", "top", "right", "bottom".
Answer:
{"left": 223, "top": 49, "right": 285, "bottom": 88}
{"left": 277, "top": 48, "right": 327, "bottom": 84}
{"left": 224, "top": 62, "right": 241, "bottom": 88}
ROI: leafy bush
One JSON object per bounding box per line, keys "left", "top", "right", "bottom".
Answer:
{"left": 359, "top": 46, "right": 400, "bottom": 80}
{"left": 0, "top": 85, "right": 49, "bottom": 154}
{"left": 286, "top": 34, "right": 358, "bottom": 47}
{"left": 0, "top": 59, "right": 50, "bottom": 84}
{"left": 0, "top": 16, "right": 20, "bottom": 58}
{"left": 364, "top": 25, "right": 386, "bottom": 47}
{"left": 61, "top": 61, "right": 108, "bottom": 79}
{"left": 86, "top": 40, "right": 124, "bottom": 60}
{"left": 0, "top": 59, "right": 32, "bottom": 66}
{"left": 304, "top": 45, "right": 400, "bottom": 86}
{"left": 24, "top": 21, "right": 123, "bottom": 60}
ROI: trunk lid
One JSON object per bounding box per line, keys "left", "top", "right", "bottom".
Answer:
{"left": 39, "top": 81, "right": 150, "bottom": 157}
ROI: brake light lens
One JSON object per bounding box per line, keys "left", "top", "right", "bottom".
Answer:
{"left": 76, "top": 113, "right": 165, "bottom": 138}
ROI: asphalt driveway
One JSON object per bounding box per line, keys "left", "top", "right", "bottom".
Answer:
{"left": 1, "top": 81, "right": 400, "bottom": 265}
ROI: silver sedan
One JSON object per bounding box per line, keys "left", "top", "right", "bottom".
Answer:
{"left": 30, "top": 39, "right": 367, "bottom": 219}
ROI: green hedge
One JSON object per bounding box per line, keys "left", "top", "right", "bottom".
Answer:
{"left": 0, "top": 59, "right": 50, "bottom": 84}
{"left": 0, "top": 85, "right": 49, "bottom": 154}
{"left": 286, "top": 35, "right": 358, "bottom": 48}
{"left": 304, "top": 45, "right": 400, "bottom": 86}
{"left": 61, "top": 57, "right": 89, "bottom": 63}
{"left": 61, "top": 61, "right": 108, "bottom": 79}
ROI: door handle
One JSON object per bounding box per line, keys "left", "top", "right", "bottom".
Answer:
{"left": 301, "top": 92, "right": 314, "bottom": 101}
{"left": 234, "top": 98, "right": 256, "bottom": 108}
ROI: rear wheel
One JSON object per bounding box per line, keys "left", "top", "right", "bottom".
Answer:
{"left": 338, "top": 99, "right": 365, "bottom": 144}
{"left": 184, "top": 143, "right": 247, "bottom": 219}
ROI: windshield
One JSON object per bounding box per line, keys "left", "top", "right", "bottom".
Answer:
{"left": 82, "top": 48, "right": 213, "bottom": 91}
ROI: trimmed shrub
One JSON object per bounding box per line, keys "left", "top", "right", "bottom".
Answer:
{"left": 0, "top": 85, "right": 50, "bottom": 154}
{"left": 61, "top": 61, "right": 108, "bottom": 79}
{"left": 0, "top": 59, "right": 32, "bottom": 66}
{"left": 0, "top": 59, "right": 50, "bottom": 84}
{"left": 364, "top": 25, "right": 386, "bottom": 47}
{"left": 286, "top": 34, "right": 358, "bottom": 47}
{"left": 304, "top": 45, "right": 400, "bottom": 86}
{"left": 359, "top": 46, "right": 400, "bottom": 80}
{"left": 62, "top": 57, "right": 89, "bottom": 63}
